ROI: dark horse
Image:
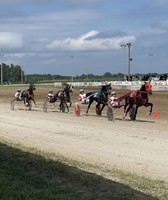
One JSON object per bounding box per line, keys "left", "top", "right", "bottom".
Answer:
{"left": 21, "top": 83, "right": 37, "bottom": 109}
{"left": 46, "top": 83, "right": 73, "bottom": 113}
{"left": 123, "top": 82, "right": 153, "bottom": 120}
{"left": 86, "top": 83, "right": 112, "bottom": 115}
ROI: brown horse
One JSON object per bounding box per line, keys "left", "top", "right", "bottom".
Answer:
{"left": 123, "top": 82, "right": 153, "bottom": 120}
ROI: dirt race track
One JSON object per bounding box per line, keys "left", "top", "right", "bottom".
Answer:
{"left": 0, "top": 85, "right": 168, "bottom": 181}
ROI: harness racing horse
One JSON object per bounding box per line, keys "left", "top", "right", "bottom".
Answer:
{"left": 11, "top": 83, "right": 37, "bottom": 110}
{"left": 45, "top": 83, "right": 73, "bottom": 113}
{"left": 21, "top": 83, "right": 37, "bottom": 109}
{"left": 123, "top": 82, "right": 153, "bottom": 120}
{"left": 86, "top": 83, "right": 112, "bottom": 115}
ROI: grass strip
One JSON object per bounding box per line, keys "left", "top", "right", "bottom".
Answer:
{"left": 0, "top": 140, "right": 168, "bottom": 200}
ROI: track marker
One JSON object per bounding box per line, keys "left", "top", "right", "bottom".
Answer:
{"left": 154, "top": 109, "right": 159, "bottom": 119}
{"left": 75, "top": 103, "right": 80, "bottom": 116}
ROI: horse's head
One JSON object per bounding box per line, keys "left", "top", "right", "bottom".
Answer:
{"left": 101, "top": 83, "right": 112, "bottom": 95}
{"left": 28, "top": 84, "right": 36, "bottom": 95}
{"left": 140, "top": 82, "right": 152, "bottom": 95}
{"left": 65, "top": 83, "right": 73, "bottom": 93}
{"left": 145, "top": 82, "right": 152, "bottom": 95}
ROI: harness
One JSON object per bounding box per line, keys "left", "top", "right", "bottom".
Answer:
{"left": 129, "top": 90, "right": 149, "bottom": 105}
{"left": 58, "top": 91, "right": 66, "bottom": 98}
{"left": 58, "top": 89, "right": 71, "bottom": 103}
{"left": 94, "top": 92, "right": 106, "bottom": 99}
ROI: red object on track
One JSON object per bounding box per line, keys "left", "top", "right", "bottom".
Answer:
{"left": 75, "top": 103, "right": 81, "bottom": 116}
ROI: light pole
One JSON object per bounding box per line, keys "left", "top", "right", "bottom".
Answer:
{"left": 127, "top": 43, "right": 132, "bottom": 81}
{"left": 69, "top": 55, "right": 74, "bottom": 82}
{"left": 121, "top": 44, "right": 127, "bottom": 81}
{"left": 120, "top": 43, "right": 132, "bottom": 81}
{"left": 0, "top": 54, "right": 4, "bottom": 85}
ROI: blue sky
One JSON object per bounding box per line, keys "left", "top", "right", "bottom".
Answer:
{"left": 0, "top": 0, "right": 168, "bottom": 76}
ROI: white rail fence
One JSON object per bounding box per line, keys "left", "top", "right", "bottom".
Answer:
{"left": 54, "top": 80, "right": 168, "bottom": 91}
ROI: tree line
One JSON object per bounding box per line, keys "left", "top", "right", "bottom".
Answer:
{"left": 1, "top": 63, "right": 167, "bottom": 84}
{"left": 0, "top": 65, "right": 126, "bottom": 84}
{"left": 0, "top": 63, "right": 24, "bottom": 84}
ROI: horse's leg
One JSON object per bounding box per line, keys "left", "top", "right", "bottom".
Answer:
{"left": 99, "top": 103, "right": 106, "bottom": 115}
{"left": 32, "top": 97, "right": 37, "bottom": 107}
{"left": 65, "top": 102, "right": 69, "bottom": 113}
{"left": 95, "top": 102, "right": 101, "bottom": 115}
{"left": 123, "top": 97, "right": 129, "bottom": 118}
{"left": 96, "top": 103, "right": 100, "bottom": 109}
{"left": 22, "top": 96, "right": 25, "bottom": 105}
{"left": 59, "top": 101, "right": 62, "bottom": 111}
{"left": 51, "top": 102, "right": 55, "bottom": 109}
{"left": 123, "top": 103, "right": 128, "bottom": 118}
{"left": 51, "top": 96, "right": 58, "bottom": 109}
{"left": 86, "top": 98, "right": 94, "bottom": 114}
{"left": 145, "top": 102, "right": 153, "bottom": 116}
{"left": 66, "top": 98, "right": 72, "bottom": 108}
{"left": 124, "top": 102, "right": 134, "bottom": 119}
{"left": 133, "top": 106, "right": 138, "bottom": 121}
{"left": 149, "top": 103, "right": 153, "bottom": 116}
{"left": 24, "top": 98, "right": 27, "bottom": 106}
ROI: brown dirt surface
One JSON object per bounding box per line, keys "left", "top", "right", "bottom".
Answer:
{"left": 0, "top": 85, "right": 168, "bottom": 181}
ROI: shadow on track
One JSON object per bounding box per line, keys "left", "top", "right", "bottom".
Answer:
{"left": 114, "top": 117, "right": 156, "bottom": 123}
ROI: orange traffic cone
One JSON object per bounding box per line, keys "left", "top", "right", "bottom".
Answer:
{"left": 154, "top": 109, "right": 159, "bottom": 119}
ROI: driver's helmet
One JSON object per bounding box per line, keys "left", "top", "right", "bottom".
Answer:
{"left": 17, "top": 89, "right": 21, "bottom": 92}
{"left": 80, "top": 89, "right": 84, "bottom": 93}
{"left": 49, "top": 90, "right": 53, "bottom": 94}
{"left": 111, "top": 92, "right": 116, "bottom": 96}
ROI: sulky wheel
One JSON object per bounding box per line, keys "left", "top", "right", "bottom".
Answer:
{"left": 11, "top": 100, "right": 15, "bottom": 110}
{"left": 28, "top": 101, "right": 32, "bottom": 110}
{"left": 129, "top": 106, "right": 136, "bottom": 120}
{"left": 25, "top": 101, "right": 32, "bottom": 110}
{"left": 43, "top": 101, "right": 48, "bottom": 112}
{"left": 107, "top": 106, "right": 114, "bottom": 121}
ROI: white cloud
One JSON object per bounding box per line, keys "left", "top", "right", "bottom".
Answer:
{"left": 47, "top": 30, "right": 136, "bottom": 51}
{"left": 79, "top": 30, "right": 99, "bottom": 40}
{"left": 0, "top": 32, "right": 23, "bottom": 49}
